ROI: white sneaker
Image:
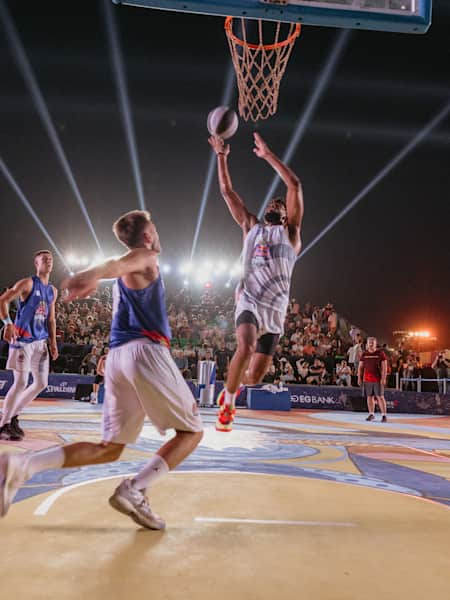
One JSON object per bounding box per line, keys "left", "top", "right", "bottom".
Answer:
{"left": 0, "top": 453, "right": 27, "bottom": 517}
{"left": 109, "top": 479, "right": 165, "bottom": 530}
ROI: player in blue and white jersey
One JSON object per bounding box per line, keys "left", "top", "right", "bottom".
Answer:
{"left": 0, "top": 251, "right": 58, "bottom": 440}
{"left": 0, "top": 211, "right": 203, "bottom": 530}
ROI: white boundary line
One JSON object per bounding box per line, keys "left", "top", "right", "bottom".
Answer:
{"left": 34, "top": 474, "right": 134, "bottom": 516}
{"left": 32, "top": 468, "right": 450, "bottom": 517}
{"left": 33, "top": 471, "right": 279, "bottom": 516}
{"left": 195, "top": 517, "right": 355, "bottom": 527}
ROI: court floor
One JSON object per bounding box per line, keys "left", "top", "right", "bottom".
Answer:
{"left": 1, "top": 400, "right": 450, "bottom": 599}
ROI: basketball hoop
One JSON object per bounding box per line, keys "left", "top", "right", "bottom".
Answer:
{"left": 225, "top": 17, "right": 301, "bottom": 122}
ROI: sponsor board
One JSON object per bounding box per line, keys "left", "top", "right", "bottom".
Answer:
{"left": 0, "top": 371, "right": 94, "bottom": 400}
{"left": 1, "top": 370, "right": 449, "bottom": 413}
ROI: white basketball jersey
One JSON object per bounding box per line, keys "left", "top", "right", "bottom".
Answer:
{"left": 236, "top": 224, "right": 297, "bottom": 315}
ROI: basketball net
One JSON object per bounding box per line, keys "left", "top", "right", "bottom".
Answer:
{"left": 225, "top": 17, "right": 301, "bottom": 122}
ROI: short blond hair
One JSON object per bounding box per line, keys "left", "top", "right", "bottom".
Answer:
{"left": 34, "top": 249, "right": 52, "bottom": 260}
{"left": 112, "top": 210, "right": 152, "bottom": 248}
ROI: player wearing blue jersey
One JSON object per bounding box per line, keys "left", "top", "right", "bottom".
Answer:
{"left": 0, "top": 251, "right": 58, "bottom": 441}
{"left": 0, "top": 210, "right": 203, "bottom": 530}
{"left": 209, "top": 133, "right": 304, "bottom": 431}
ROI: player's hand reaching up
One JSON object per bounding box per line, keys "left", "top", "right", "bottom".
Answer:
{"left": 208, "top": 135, "right": 230, "bottom": 157}
{"left": 253, "top": 132, "right": 271, "bottom": 159}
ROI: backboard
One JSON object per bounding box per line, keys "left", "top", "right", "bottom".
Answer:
{"left": 112, "top": 0, "right": 432, "bottom": 33}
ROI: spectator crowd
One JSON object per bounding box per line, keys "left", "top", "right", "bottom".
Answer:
{"left": 5, "top": 282, "right": 443, "bottom": 391}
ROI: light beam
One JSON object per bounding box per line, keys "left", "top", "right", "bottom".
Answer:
{"left": 190, "top": 63, "right": 236, "bottom": 260}
{"left": 257, "top": 29, "right": 352, "bottom": 220}
{"left": 0, "top": 156, "right": 69, "bottom": 270}
{"left": 0, "top": 0, "right": 102, "bottom": 253}
{"left": 103, "top": 0, "right": 146, "bottom": 210}
{"left": 299, "top": 98, "right": 450, "bottom": 260}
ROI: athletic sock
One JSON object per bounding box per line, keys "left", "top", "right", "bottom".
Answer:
{"left": 131, "top": 455, "right": 169, "bottom": 492}
{"left": 224, "top": 390, "right": 236, "bottom": 407}
{"left": 22, "top": 446, "right": 65, "bottom": 480}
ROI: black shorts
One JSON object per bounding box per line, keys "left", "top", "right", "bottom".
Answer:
{"left": 236, "top": 310, "right": 280, "bottom": 356}
{"left": 94, "top": 374, "right": 104, "bottom": 385}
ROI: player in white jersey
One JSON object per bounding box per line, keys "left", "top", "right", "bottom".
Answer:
{"left": 209, "top": 133, "right": 304, "bottom": 431}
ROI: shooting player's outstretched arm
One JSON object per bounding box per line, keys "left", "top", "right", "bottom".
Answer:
{"left": 253, "top": 133, "right": 304, "bottom": 254}
{"left": 209, "top": 135, "right": 257, "bottom": 235}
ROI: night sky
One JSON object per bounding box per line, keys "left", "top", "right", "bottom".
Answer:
{"left": 1, "top": 0, "right": 449, "bottom": 345}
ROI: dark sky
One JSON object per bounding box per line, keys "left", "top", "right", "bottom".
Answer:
{"left": 1, "top": 0, "right": 449, "bottom": 345}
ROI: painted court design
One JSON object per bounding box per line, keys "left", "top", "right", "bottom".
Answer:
{"left": 1, "top": 401, "right": 450, "bottom": 599}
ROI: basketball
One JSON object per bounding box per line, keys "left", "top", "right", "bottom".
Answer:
{"left": 207, "top": 106, "right": 239, "bottom": 139}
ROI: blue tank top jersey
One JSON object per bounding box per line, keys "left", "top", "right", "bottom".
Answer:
{"left": 14, "top": 276, "right": 54, "bottom": 344}
{"left": 109, "top": 275, "right": 171, "bottom": 349}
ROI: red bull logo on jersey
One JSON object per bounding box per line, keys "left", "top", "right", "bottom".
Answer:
{"left": 34, "top": 301, "right": 48, "bottom": 325}
{"left": 252, "top": 237, "right": 272, "bottom": 267}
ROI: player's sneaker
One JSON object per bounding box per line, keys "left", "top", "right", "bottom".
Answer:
{"left": 381, "top": 415, "right": 387, "bottom": 423}
{"left": 0, "top": 423, "right": 22, "bottom": 441}
{"left": 109, "top": 479, "right": 166, "bottom": 530}
{"left": 10, "top": 416, "right": 25, "bottom": 439}
{"left": 0, "top": 453, "right": 27, "bottom": 517}
{"left": 216, "top": 385, "right": 244, "bottom": 408}
{"left": 366, "top": 414, "right": 375, "bottom": 422}
{"left": 216, "top": 402, "right": 236, "bottom": 432}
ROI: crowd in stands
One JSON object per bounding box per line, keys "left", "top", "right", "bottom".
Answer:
{"left": 1, "top": 282, "right": 440, "bottom": 391}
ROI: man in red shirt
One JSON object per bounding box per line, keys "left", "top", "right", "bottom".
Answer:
{"left": 358, "top": 337, "right": 388, "bottom": 422}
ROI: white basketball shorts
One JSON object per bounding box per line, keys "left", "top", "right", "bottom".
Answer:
{"left": 7, "top": 339, "right": 49, "bottom": 375}
{"left": 235, "top": 292, "right": 286, "bottom": 336}
{"left": 102, "top": 339, "right": 203, "bottom": 444}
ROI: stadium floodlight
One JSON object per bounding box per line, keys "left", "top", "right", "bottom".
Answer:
{"left": 195, "top": 271, "right": 210, "bottom": 285}
{"left": 90, "top": 255, "right": 104, "bottom": 267}
{"left": 162, "top": 264, "right": 171, "bottom": 273}
{"left": 217, "top": 260, "right": 228, "bottom": 274}
{"left": 80, "top": 256, "right": 90, "bottom": 266}
{"left": 230, "top": 262, "right": 243, "bottom": 278}
{"left": 180, "top": 261, "right": 193, "bottom": 274}
{"left": 182, "top": 279, "right": 189, "bottom": 286}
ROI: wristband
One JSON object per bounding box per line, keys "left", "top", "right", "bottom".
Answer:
{"left": 2, "top": 316, "right": 13, "bottom": 326}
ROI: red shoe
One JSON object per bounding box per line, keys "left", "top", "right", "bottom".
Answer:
{"left": 215, "top": 386, "right": 244, "bottom": 432}
{"left": 216, "top": 386, "right": 244, "bottom": 408}
{"left": 215, "top": 402, "right": 236, "bottom": 432}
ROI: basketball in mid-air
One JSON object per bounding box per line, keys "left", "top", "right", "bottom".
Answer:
{"left": 207, "top": 106, "right": 239, "bottom": 139}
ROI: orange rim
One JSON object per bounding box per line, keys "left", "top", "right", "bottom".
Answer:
{"left": 224, "top": 16, "right": 301, "bottom": 51}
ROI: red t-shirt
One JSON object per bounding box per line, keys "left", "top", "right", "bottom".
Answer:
{"left": 360, "top": 350, "right": 387, "bottom": 382}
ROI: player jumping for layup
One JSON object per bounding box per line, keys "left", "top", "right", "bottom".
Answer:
{"left": 0, "top": 251, "right": 58, "bottom": 441}
{"left": 0, "top": 210, "right": 203, "bottom": 529}
{"left": 209, "top": 133, "right": 304, "bottom": 431}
